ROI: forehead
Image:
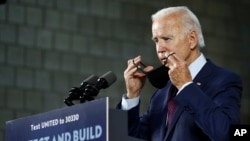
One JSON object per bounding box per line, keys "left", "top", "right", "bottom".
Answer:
{"left": 152, "top": 14, "right": 182, "bottom": 36}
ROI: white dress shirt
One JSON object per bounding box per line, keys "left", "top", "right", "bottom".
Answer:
{"left": 121, "top": 53, "right": 207, "bottom": 110}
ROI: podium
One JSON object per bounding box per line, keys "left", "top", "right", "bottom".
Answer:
{"left": 5, "top": 97, "right": 144, "bottom": 141}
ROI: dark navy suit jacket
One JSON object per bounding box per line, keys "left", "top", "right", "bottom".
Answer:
{"left": 118, "top": 60, "right": 242, "bottom": 141}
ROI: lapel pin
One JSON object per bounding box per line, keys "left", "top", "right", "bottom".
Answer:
{"left": 196, "top": 82, "right": 201, "bottom": 86}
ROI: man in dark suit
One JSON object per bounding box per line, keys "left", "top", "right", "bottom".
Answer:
{"left": 117, "top": 6, "right": 242, "bottom": 141}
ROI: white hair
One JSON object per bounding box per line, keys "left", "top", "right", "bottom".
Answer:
{"left": 151, "top": 6, "right": 205, "bottom": 48}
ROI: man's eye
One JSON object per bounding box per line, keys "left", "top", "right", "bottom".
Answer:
{"left": 163, "top": 37, "right": 170, "bottom": 41}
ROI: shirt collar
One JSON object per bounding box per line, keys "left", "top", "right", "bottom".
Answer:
{"left": 188, "top": 53, "right": 207, "bottom": 80}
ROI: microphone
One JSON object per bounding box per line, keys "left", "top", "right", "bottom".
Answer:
{"left": 79, "top": 75, "right": 99, "bottom": 90}
{"left": 64, "top": 71, "right": 117, "bottom": 106}
{"left": 80, "top": 71, "right": 117, "bottom": 102}
{"left": 64, "top": 75, "right": 98, "bottom": 106}
{"left": 95, "top": 71, "right": 117, "bottom": 90}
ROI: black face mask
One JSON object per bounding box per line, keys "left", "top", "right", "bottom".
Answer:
{"left": 146, "top": 65, "right": 169, "bottom": 89}
{"left": 133, "top": 60, "right": 170, "bottom": 89}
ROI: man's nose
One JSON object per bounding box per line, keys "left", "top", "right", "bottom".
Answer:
{"left": 156, "top": 40, "right": 167, "bottom": 53}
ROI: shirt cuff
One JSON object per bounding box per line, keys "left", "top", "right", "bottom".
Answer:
{"left": 177, "top": 81, "right": 193, "bottom": 95}
{"left": 121, "top": 94, "right": 140, "bottom": 110}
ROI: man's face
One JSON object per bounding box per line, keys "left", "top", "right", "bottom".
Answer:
{"left": 152, "top": 14, "right": 192, "bottom": 65}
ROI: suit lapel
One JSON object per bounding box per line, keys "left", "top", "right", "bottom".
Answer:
{"left": 164, "top": 60, "right": 214, "bottom": 140}
{"left": 193, "top": 59, "right": 214, "bottom": 87}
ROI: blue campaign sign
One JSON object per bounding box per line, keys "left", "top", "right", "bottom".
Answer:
{"left": 6, "top": 97, "right": 109, "bottom": 141}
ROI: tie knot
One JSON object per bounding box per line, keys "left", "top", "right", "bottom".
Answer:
{"left": 169, "top": 85, "right": 177, "bottom": 99}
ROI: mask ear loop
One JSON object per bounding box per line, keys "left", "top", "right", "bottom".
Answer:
{"left": 133, "top": 59, "right": 147, "bottom": 74}
{"left": 163, "top": 52, "right": 176, "bottom": 65}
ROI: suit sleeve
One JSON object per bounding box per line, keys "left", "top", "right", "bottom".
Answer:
{"left": 175, "top": 72, "right": 242, "bottom": 141}
{"left": 117, "top": 99, "right": 151, "bottom": 140}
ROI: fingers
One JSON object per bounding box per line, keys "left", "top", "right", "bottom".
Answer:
{"left": 125, "top": 56, "right": 143, "bottom": 77}
{"left": 128, "top": 56, "right": 141, "bottom": 66}
{"left": 126, "top": 56, "right": 141, "bottom": 73}
{"left": 125, "top": 56, "right": 154, "bottom": 78}
{"left": 165, "top": 52, "right": 180, "bottom": 69}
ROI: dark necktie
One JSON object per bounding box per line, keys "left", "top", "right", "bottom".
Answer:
{"left": 167, "top": 85, "right": 178, "bottom": 126}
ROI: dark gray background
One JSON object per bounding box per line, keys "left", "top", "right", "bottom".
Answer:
{"left": 0, "top": 0, "right": 249, "bottom": 140}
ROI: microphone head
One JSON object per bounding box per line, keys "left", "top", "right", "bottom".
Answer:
{"left": 80, "top": 75, "right": 98, "bottom": 89}
{"left": 98, "top": 71, "right": 117, "bottom": 89}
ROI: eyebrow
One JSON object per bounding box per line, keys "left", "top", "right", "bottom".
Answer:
{"left": 151, "top": 35, "right": 173, "bottom": 41}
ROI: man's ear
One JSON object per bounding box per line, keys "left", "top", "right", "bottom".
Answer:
{"left": 188, "top": 30, "right": 198, "bottom": 50}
